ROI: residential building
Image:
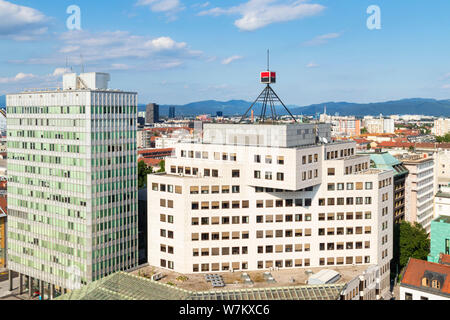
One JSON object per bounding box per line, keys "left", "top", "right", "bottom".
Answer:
{"left": 433, "top": 118, "right": 450, "bottom": 137}
{"left": 398, "top": 154, "right": 435, "bottom": 233}
{"left": 434, "top": 149, "right": 450, "bottom": 188}
{"left": 319, "top": 114, "right": 361, "bottom": 137}
{"left": 364, "top": 117, "right": 395, "bottom": 134}
{"left": 147, "top": 123, "right": 393, "bottom": 298}
{"left": 146, "top": 103, "right": 159, "bottom": 124}
{"left": 434, "top": 186, "right": 450, "bottom": 220}
{"left": 6, "top": 72, "right": 138, "bottom": 295}
{"left": 364, "top": 150, "right": 409, "bottom": 223}
{"left": 400, "top": 256, "right": 450, "bottom": 300}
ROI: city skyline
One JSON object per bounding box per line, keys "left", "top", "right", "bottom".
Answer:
{"left": 1, "top": 0, "right": 450, "bottom": 106}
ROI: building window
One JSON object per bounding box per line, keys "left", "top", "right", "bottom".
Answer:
{"left": 405, "top": 293, "right": 412, "bottom": 300}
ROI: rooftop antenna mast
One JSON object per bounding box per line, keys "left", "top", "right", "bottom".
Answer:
{"left": 240, "top": 50, "right": 297, "bottom": 123}
{"left": 80, "top": 54, "right": 85, "bottom": 73}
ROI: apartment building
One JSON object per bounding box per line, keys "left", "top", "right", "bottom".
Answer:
{"left": 399, "top": 154, "right": 435, "bottom": 233}
{"left": 6, "top": 72, "right": 138, "bottom": 295}
{"left": 147, "top": 123, "right": 394, "bottom": 297}
{"left": 432, "top": 118, "right": 450, "bottom": 137}
{"left": 363, "top": 117, "right": 395, "bottom": 134}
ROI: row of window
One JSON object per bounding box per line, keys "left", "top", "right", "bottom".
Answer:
{"left": 189, "top": 185, "right": 240, "bottom": 195}
{"left": 193, "top": 246, "right": 248, "bottom": 256}
{"left": 191, "top": 216, "right": 249, "bottom": 226}
{"left": 319, "top": 256, "right": 370, "bottom": 266}
{"left": 256, "top": 229, "right": 312, "bottom": 238}
{"left": 192, "top": 231, "right": 250, "bottom": 241}
{"left": 319, "top": 241, "right": 371, "bottom": 251}
{"left": 326, "top": 148, "right": 355, "bottom": 160}
{"left": 170, "top": 166, "right": 219, "bottom": 177}
{"left": 318, "top": 197, "right": 373, "bottom": 206}
{"left": 318, "top": 212, "right": 372, "bottom": 221}
{"left": 193, "top": 262, "right": 248, "bottom": 272}
{"left": 254, "top": 171, "right": 285, "bottom": 181}
{"left": 153, "top": 184, "right": 183, "bottom": 194}
{"left": 318, "top": 226, "right": 372, "bottom": 235}
{"left": 180, "top": 150, "right": 237, "bottom": 162}
{"left": 327, "top": 182, "right": 373, "bottom": 191}
{"left": 254, "top": 155, "right": 286, "bottom": 165}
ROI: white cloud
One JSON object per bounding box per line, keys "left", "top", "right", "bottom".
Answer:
{"left": 306, "top": 62, "right": 319, "bottom": 68}
{"left": 199, "top": 0, "right": 325, "bottom": 31}
{"left": 192, "top": 2, "right": 210, "bottom": 9}
{"left": 0, "top": 0, "right": 49, "bottom": 40}
{"left": 20, "top": 30, "right": 201, "bottom": 71}
{"left": 0, "top": 72, "right": 36, "bottom": 84}
{"left": 222, "top": 55, "right": 243, "bottom": 65}
{"left": 136, "top": 0, "right": 184, "bottom": 19}
{"left": 52, "top": 68, "right": 71, "bottom": 77}
{"left": 302, "top": 32, "right": 341, "bottom": 46}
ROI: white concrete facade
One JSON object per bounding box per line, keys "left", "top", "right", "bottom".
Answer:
{"left": 147, "top": 123, "right": 393, "bottom": 296}
{"left": 402, "top": 155, "right": 435, "bottom": 233}
{"left": 400, "top": 286, "right": 449, "bottom": 300}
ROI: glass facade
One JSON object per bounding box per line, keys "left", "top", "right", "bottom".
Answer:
{"left": 6, "top": 90, "right": 138, "bottom": 288}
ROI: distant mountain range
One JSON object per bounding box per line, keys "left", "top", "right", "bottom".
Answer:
{"left": 138, "top": 98, "right": 450, "bottom": 117}
{"left": 2, "top": 94, "right": 449, "bottom": 116}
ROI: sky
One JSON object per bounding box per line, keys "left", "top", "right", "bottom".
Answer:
{"left": 0, "top": 0, "right": 450, "bottom": 106}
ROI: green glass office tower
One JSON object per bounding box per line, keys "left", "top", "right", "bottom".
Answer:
{"left": 6, "top": 72, "right": 138, "bottom": 293}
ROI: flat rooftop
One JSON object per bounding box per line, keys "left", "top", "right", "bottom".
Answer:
{"left": 132, "top": 265, "right": 368, "bottom": 292}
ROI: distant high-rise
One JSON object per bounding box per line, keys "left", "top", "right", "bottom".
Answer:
{"left": 169, "top": 106, "right": 176, "bottom": 119}
{"left": 146, "top": 103, "right": 159, "bottom": 124}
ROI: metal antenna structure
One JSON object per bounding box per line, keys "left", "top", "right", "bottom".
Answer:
{"left": 240, "top": 50, "right": 297, "bottom": 123}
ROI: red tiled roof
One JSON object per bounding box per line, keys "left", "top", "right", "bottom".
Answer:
{"left": 139, "top": 158, "right": 162, "bottom": 167}
{"left": 142, "top": 127, "right": 190, "bottom": 133}
{"left": 353, "top": 138, "right": 371, "bottom": 144}
{"left": 377, "top": 141, "right": 414, "bottom": 148}
{"left": 401, "top": 258, "right": 450, "bottom": 295}
{"left": 415, "top": 143, "right": 450, "bottom": 149}
{"left": 138, "top": 148, "right": 174, "bottom": 155}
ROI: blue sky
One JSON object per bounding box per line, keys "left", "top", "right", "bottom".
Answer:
{"left": 1, "top": 0, "right": 450, "bottom": 105}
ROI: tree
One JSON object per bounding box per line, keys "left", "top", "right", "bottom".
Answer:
{"left": 138, "top": 160, "right": 153, "bottom": 189}
{"left": 361, "top": 127, "right": 368, "bottom": 134}
{"left": 392, "top": 221, "right": 430, "bottom": 275}
{"left": 157, "top": 160, "right": 165, "bottom": 173}
{"left": 436, "top": 133, "right": 450, "bottom": 143}
{"left": 366, "top": 143, "right": 371, "bottom": 150}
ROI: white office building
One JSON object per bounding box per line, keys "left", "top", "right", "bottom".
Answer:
{"left": 147, "top": 123, "right": 394, "bottom": 297}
